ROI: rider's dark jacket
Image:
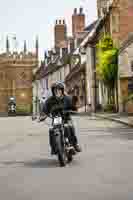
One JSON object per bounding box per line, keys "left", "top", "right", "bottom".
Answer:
{"left": 43, "top": 95, "right": 78, "bottom": 147}
{"left": 43, "top": 95, "right": 74, "bottom": 120}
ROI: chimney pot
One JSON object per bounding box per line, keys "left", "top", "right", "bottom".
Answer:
{"left": 79, "top": 7, "right": 83, "bottom": 14}
{"left": 74, "top": 8, "right": 77, "bottom": 15}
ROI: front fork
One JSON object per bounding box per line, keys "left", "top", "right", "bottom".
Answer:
{"left": 49, "top": 126, "right": 64, "bottom": 154}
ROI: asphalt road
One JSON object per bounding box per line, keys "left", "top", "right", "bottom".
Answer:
{"left": 0, "top": 116, "right": 133, "bottom": 200}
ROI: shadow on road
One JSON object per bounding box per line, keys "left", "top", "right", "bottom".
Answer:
{"left": 1, "top": 158, "right": 60, "bottom": 168}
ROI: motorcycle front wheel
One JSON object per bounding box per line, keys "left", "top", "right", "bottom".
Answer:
{"left": 55, "top": 134, "right": 66, "bottom": 167}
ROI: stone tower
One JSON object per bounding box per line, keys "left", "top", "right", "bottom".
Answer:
{"left": 6, "top": 36, "right": 10, "bottom": 53}
{"left": 72, "top": 8, "right": 85, "bottom": 38}
{"left": 35, "top": 36, "right": 39, "bottom": 58}
{"left": 54, "top": 19, "right": 67, "bottom": 53}
{"left": 24, "top": 40, "right": 27, "bottom": 54}
{"left": 0, "top": 37, "right": 38, "bottom": 115}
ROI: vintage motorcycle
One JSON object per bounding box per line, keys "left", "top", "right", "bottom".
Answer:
{"left": 8, "top": 102, "right": 16, "bottom": 116}
{"left": 46, "top": 107, "right": 76, "bottom": 167}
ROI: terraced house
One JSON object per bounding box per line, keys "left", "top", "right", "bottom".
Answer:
{"left": 34, "top": 8, "right": 87, "bottom": 112}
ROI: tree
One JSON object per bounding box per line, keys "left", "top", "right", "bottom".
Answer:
{"left": 97, "top": 35, "right": 118, "bottom": 109}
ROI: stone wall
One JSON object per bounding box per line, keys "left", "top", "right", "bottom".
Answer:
{"left": 119, "top": 37, "right": 133, "bottom": 113}
{"left": 110, "top": 0, "right": 133, "bottom": 46}
{"left": 0, "top": 52, "right": 37, "bottom": 114}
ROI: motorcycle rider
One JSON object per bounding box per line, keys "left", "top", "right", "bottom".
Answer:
{"left": 43, "top": 81, "right": 81, "bottom": 154}
{"left": 39, "top": 97, "right": 46, "bottom": 121}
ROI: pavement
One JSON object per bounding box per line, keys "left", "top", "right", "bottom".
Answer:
{"left": 0, "top": 116, "right": 133, "bottom": 199}
{"left": 93, "top": 113, "right": 133, "bottom": 127}
{"left": 78, "top": 105, "right": 133, "bottom": 127}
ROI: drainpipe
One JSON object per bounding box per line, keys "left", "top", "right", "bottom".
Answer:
{"left": 91, "top": 45, "right": 97, "bottom": 113}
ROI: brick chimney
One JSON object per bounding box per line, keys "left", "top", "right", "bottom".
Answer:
{"left": 72, "top": 7, "right": 85, "bottom": 38}
{"left": 54, "top": 19, "right": 67, "bottom": 53}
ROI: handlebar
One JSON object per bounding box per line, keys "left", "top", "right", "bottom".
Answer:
{"left": 38, "top": 110, "right": 78, "bottom": 123}
{"left": 38, "top": 115, "right": 47, "bottom": 123}
{"left": 64, "top": 110, "right": 78, "bottom": 115}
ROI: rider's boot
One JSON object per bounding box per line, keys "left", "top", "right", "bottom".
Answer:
{"left": 74, "top": 144, "right": 82, "bottom": 152}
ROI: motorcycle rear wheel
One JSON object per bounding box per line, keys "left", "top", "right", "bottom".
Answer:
{"left": 67, "top": 151, "right": 73, "bottom": 163}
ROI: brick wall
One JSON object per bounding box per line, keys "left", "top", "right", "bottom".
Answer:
{"left": 110, "top": 0, "right": 133, "bottom": 45}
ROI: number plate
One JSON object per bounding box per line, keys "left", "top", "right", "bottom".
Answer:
{"left": 53, "top": 117, "right": 62, "bottom": 125}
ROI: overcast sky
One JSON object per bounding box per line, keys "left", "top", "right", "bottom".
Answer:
{"left": 0, "top": 0, "right": 97, "bottom": 58}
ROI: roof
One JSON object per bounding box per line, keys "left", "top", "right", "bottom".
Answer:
{"left": 119, "top": 33, "right": 133, "bottom": 53}
{"left": 65, "top": 63, "right": 85, "bottom": 82}
{"left": 84, "top": 20, "right": 98, "bottom": 32}
{"left": 36, "top": 54, "right": 71, "bottom": 79}
{"left": 73, "top": 20, "right": 100, "bottom": 55}
{"left": 80, "top": 17, "right": 103, "bottom": 48}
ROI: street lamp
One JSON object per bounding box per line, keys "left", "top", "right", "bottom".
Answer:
{"left": 20, "top": 93, "right": 26, "bottom": 98}
{"left": 81, "top": 72, "right": 87, "bottom": 112}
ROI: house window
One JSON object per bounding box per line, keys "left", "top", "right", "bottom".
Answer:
{"left": 111, "top": 14, "right": 119, "bottom": 33}
{"left": 131, "top": 61, "right": 133, "bottom": 72}
{"left": 128, "top": 78, "right": 133, "bottom": 95}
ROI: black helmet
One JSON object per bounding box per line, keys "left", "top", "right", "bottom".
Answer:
{"left": 56, "top": 81, "right": 65, "bottom": 89}
{"left": 51, "top": 81, "right": 65, "bottom": 96}
{"left": 51, "top": 82, "right": 57, "bottom": 96}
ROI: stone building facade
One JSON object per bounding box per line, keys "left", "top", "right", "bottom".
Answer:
{"left": 109, "top": 0, "right": 133, "bottom": 112}
{"left": 65, "top": 54, "right": 86, "bottom": 110}
{"left": 95, "top": 0, "right": 133, "bottom": 112}
{"left": 97, "top": 0, "right": 110, "bottom": 17}
{"left": 0, "top": 38, "right": 38, "bottom": 115}
{"left": 118, "top": 33, "right": 133, "bottom": 113}
{"left": 34, "top": 8, "right": 86, "bottom": 108}
{"left": 99, "top": 0, "right": 133, "bottom": 47}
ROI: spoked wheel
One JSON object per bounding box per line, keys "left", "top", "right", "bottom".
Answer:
{"left": 55, "top": 134, "right": 67, "bottom": 167}
{"left": 58, "top": 151, "right": 67, "bottom": 167}
{"left": 67, "top": 151, "right": 73, "bottom": 163}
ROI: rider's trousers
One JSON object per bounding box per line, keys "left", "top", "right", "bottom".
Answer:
{"left": 49, "top": 120, "right": 78, "bottom": 150}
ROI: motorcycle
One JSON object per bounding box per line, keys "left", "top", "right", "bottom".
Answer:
{"left": 43, "top": 108, "right": 76, "bottom": 167}
{"left": 8, "top": 103, "right": 16, "bottom": 116}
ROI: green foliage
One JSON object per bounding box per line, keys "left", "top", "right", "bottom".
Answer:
{"left": 63, "top": 54, "right": 71, "bottom": 65}
{"left": 97, "top": 35, "right": 114, "bottom": 52}
{"left": 98, "top": 49, "right": 118, "bottom": 86}
{"left": 123, "top": 93, "right": 133, "bottom": 104}
{"left": 103, "top": 104, "right": 116, "bottom": 112}
{"left": 97, "top": 36, "right": 118, "bottom": 87}
{"left": 16, "top": 104, "right": 32, "bottom": 114}
{"left": 97, "top": 35, "right": 118, "bottom": 106}
{"left": 127, "top": 93, "right": 133, "bottom": 102}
